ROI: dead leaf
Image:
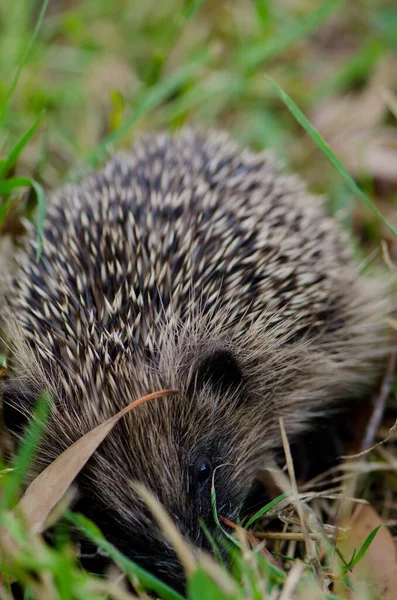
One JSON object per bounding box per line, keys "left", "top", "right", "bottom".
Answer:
{"left": 335, "top": 504, "right": 397, "bottom": 599}
{"left": 311, "top": 55, "right": 397, "bottom": 183}
{"left": 0, "top": 389, "right": 176, "bottom": 568}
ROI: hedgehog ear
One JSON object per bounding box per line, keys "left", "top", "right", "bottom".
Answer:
{"left": 195, "top": 348, "right": 243, "bottom": 393}
{"left": 2, "top": 380, "right": 37, "bottom": 437}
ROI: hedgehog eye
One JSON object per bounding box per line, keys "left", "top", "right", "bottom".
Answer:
{"left": 197, "top": 461, "right": 212, "bottom": 485}
{"left": 191, "top": 456, "right": 214, "bottom": 489}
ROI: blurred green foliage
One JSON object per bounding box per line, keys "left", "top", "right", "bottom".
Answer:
{"left": 1, "top": 0, "right": 396, "bottom": 186}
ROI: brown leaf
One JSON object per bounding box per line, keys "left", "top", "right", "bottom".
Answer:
{"left": 310, "top": 56, "right": 397, "bottom": 183}
{"left": 0, "top": 389, "right": 176, "bottom": 569}
{"left": 335, "top": 504, "right": 397, "bottom": 599}
{"left": 18, "top": 389, "right": 176, "bottom": 533}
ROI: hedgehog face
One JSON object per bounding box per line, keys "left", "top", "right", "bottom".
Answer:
{"left": 75, "top": 431, "right": 244, "bottom": 591}
{"left": 69, "top": 345, "right": 254, "bottom": 589}
{"left": 2, "top": 345, "right": 257, "bottom": 592}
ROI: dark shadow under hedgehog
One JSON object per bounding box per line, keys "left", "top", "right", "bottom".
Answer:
{"left": 0, "top": 129, "right": 392, "bottom": 590}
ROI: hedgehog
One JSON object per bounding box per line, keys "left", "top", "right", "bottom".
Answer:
{"left": 0, "top": 128, "right": 392, "bottom": 590}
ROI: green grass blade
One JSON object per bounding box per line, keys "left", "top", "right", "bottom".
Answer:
{"left": 244, "top": 493, "right": 286, "bottom": 530}
{"left": 266, "top": 76, "right": 397, "bottom": 238}
{"left": 249, "top": 548, "right": 286, "bottom": 584}
{"left": 255, "top": 0, "right": 271, "bottom": 29}
{"left": 31, "top": 179, "right": 46, "bottom": 261}
{"left": 211, "top": 477, "right": 240, "bottom": 548}
{"left": 0, "top": 110, "right": 46, "bottom": 179}
{"left": 239, "top": 0, "right": 343, "bottom": 69}
{"left": 182, "top": 0, "right": 205, "bottom": 21}
{"left": 188, "top": 568, "right": 234, "bottom": 600}
{"left": 0, "top": 392, "right": 51, "bottom": 513}
{"left": 78, "top": 47, "right": 211, "bottom": 173}
{"left": 349, "top": 525, "right": 381, "bottom": 568}
{"left": 0, "top": 178, "right": 35, "bottom": 195}
{"left": 335, "top": 547, "right": 349, "bottom": 569}
{"left": 199, "top": 519, "right": 224, "bottom": 565}
{"left": 66, "top": 512, "right": 185, "bottom": 600}
{"left": 166, "top": 73, "right": 245, "bottom": 125}
{"left": 0, "top": 0, "right": 49, "bottom": 130}
{"left": 0, "top": 176, "right": 46, "bottom": 260}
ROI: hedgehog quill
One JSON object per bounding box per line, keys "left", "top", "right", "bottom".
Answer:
{"left": 1, "top": 129, "right": 392, "bottom": 589}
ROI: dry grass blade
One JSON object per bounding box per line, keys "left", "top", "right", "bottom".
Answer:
{"left": 333, "top": 348, "right": 397, "bottom": 540}
{"left": 279, "top": 560, "right": 305, "bottom": 600}
{"left": 254, "top": 531, "right": 335, "bottom": 542}
{"left": 339, "top": 350, "right": 397, "bottom": 462}
{"left": 360, "top": 352, "right": 397, "bottom": 454}
{"left": 134, "top": 486, "right": 241, "bottom": 595}
{"left": 381, "top": 240, "right": 397, "bottom": 276}
{"left": 279, "top": 417, "right": 327, "bottom": 593}
{"left": 133, "top": 482, "right": 196, "bottom": 575}
{"left": 0, "top": 584, "right": 14, "bottom": 600}
{"left": 195, "top": 553, "right": 238, "bottom": 596}
{"left": 87, "top": 578, "right": 141, "bottom": 599}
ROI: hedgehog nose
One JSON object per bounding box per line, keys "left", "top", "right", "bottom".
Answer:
{"left": 135, "top": 545, "right": 188, "bottom": 595}
{"left": 155, "top": 563, "right": 186, "bottom": 595}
